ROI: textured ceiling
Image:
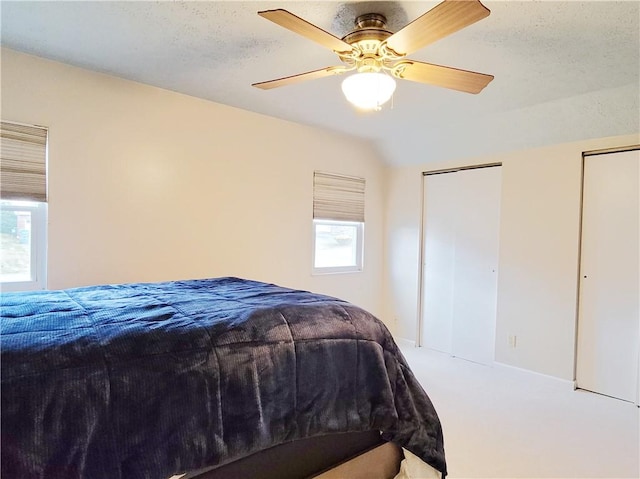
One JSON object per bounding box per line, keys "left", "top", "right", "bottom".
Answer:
{"left": 1, "top": 1, "right": 639, "bottom": 166}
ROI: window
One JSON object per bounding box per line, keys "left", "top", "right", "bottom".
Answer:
{"left": 313, "top": 219, "right": 363, "bottom": 273}
{"left": 312, "top": 171, "right": 365, "bottom": 274}
{"left": 0, "top": 201, "right": 47, "bottom": 290}
{"left": 0, "top": 121, "right": 48, "bottom": 291}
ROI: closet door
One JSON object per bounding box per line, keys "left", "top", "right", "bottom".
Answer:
{"left": 576, "top": 149, "right": 639, "bottom": 403}
{"left": 421, "top": 166, "right": 501, "bottom": 365}
{"left": 421, "top": 173, "right": 458, "bottom": 354}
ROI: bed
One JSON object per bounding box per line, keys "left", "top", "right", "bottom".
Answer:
{"left": 1, "top": 277, "right": 446, "bottom": 478}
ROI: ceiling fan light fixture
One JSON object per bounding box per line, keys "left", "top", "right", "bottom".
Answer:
{"left": 341, "top": 72, "right": 396, "bottom": 111}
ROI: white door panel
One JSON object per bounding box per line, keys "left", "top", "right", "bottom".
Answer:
{"left": 577, "top": 149, "right": 639, "bottom": 403}
{"left": 422, "top": 173, "right": 457, "bottom": 353}
{"left": 421, "top": 166, "right": 501, "bottom": 365}
{"left": 451, "top": 168, "right": 501, "bottom": 365}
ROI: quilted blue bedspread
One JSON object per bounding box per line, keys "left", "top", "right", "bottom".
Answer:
{"left": 1, "top": 277, "right": 446, "bottom": 478}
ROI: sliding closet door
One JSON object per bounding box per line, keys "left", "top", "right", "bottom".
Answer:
{"left": 576, "top": 149, "right": 639, "bottom": 403}
{"left": 421, "top": 166, "right": 501, "bottom": 365}
{"left": 421, "top": 173, "right": 458, "bottom": 354}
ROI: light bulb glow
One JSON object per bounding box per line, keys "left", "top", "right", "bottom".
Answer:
{"left": 341, "top": 72, "right": 396, "bottom": 110}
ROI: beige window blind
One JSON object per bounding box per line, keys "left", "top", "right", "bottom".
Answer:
{"left": 313, "top": 171, "right": 365, "bottom": 222}
{"left": 0, "top": 121, "right": 48, "bottom": 202}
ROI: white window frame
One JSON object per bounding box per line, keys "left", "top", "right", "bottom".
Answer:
{"left": 0, "top": 201, "right": 47, "bottom": 292}
{"left": 312, "top": 219, "right": 364, "bottom": 275}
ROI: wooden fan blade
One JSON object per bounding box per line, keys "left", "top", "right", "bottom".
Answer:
{"left": 252, "top": 66, "right": 349, "bottom": 90}
{"left": 394, "top": 60, "right": 493, "bottom": 94}
{"left": 259, "top": 9, "right": 355, "bottom": 54}
{"left": 385, "top": 0, "right": 490, "bottom": 56}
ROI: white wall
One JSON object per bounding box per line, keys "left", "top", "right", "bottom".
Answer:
{"left": 385, "top": 133, "right": 640, "bottom": 380}
{"left": 1, "top": 48, "right": 386, "bottom": 317}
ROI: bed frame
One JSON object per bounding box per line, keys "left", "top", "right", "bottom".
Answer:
{"left": 177, "top": 430, "right": 401, "bottom": 479}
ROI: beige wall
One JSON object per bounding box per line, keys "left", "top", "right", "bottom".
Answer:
{"left": 385, "top": 133, "right": 640, "bottom": 380}
{"left": 5, "top": 48, "right": 638, "bottom": 380}
{"left": 1, "top": 48, "right": 386, "bottom": 317}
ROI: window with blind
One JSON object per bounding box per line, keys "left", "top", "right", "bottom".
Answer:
{"left": 312, "top": 171, "right": 365, "bottom": 274}
{"left": 0, "top": 121, "right": 48, "bottom": 291}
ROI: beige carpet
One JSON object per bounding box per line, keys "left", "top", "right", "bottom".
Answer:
{"left": 400, "top": 345, "right": 639, "bottom": 478}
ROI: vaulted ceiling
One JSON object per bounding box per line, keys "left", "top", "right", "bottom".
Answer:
{"left": 2, "top": 1, "right": 639, "bottom": 166}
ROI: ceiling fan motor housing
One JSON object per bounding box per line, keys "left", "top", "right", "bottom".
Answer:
{"left": 339, "top": 13, "right": 400, "bottom": 72}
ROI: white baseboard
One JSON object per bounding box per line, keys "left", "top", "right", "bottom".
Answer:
{"left": 493, "top": 361, "right": 575, "bottom": 389}
{"left": 395, "top": 337, "right": 416, "bottom": 349}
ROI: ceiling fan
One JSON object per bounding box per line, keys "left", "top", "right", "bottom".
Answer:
{"left": 252, "top": 0, "right": 494, "bottom": 110}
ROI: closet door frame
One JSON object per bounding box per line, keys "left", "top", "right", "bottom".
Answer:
{"left": 575, "top": 145, "right": 640, "bottom": 406}
{"left": 417, "top": 162, "right": 501, "bottom": 349}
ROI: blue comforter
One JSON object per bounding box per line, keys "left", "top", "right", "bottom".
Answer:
{"left": 1, "top": 277, "right": 446, "bottom": 478}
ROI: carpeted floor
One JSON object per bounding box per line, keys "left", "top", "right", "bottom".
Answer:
{"left": 400, "top": 345, "right": 639, "bottom": 479}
